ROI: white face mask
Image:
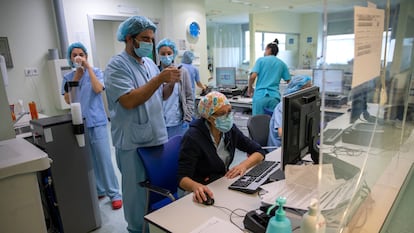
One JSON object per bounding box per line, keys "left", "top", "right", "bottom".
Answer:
{"left": 73, "top": 56, "right": 82, "bottom": 69}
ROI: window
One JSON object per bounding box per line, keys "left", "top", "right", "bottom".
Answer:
{"left": 243, "top": 31, "right": 286, "bottom": 63}
{"left": 326, "top": 31, "right": 395, "bottom": 65}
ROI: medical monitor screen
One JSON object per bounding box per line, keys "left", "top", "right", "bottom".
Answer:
{"left": 312, "top": 69, "right": 344, "bottom": 96}
{"left": 216, "top": 67, "right": 236, "bottom": 89}
{"left": 282, "top": 86, "right": 321, "bottom": 170}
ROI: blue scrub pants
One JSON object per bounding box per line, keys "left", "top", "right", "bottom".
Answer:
{"left": 115, "top": 148, "right": 147, "bottom": 233}
{"left": 252, "top": 96, "right": 280, "bottom": 115}
{"left": 88, "top": 125, "right": 122, "bottom": 201}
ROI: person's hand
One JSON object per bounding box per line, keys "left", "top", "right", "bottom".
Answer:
{"left": 159, "top": 66, "right": 181, "bottom": 84}
{"left": 191, "top": 184, "right": 214, "bottom": 204}
{"left": 225, "top": 164, "right": 248, "bottom": 179}
{"left": 247, "top": 87, "right": 254, "bottom": 97}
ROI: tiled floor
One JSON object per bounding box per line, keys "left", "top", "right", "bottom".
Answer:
{"left": 91, "top": 113, "right": 251, "bottom": 232}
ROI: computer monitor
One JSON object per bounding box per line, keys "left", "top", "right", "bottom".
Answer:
{"left": 312, "top": 69, "right": 344, "bottom": 96}
{"left": 281, "top": 86, "right": 321, "bottom": 170}
{"left": 216, "top": 67, "right": 236, "bottom": 89}
{"left": 349, "top": 78, "right": 377, "bottom": 124}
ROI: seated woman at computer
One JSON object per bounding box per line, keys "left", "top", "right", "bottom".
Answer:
{"left": 247, "top": 38, "right": 291, "bottom": 115}
{"left": 177, "top": 91, "right": 266, "bottom": 204}
{"left": 267, "top": 75, "right": 312, "bottom": 150}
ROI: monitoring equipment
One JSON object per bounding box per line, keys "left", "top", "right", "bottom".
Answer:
{"left": 216, "top": 67, "right": 237, "bottom": 89}
{"left": 313, "top": 69, "right": 347, "bottom": 106}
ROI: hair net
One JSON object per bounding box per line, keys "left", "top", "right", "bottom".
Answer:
{"left": 181, "top": 51, "right": 194, "bottom": 64}
{"left": 116, "top": 16, "right": 157, "bottom": 42}
{"left": 284, "top": 75, "right": 312, "bottom": 95}
{"left": 156, "top": 38, "right": 178, "bottom": 59}
{"left": 67, "top": 42, "right": 87, "bottom": 67}
{"left": 198, "top": 91, "right": 230, "bottom": 119}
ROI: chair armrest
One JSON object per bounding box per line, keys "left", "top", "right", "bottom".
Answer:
{"left": 139, "top": 180, "right": 176, "bottom": 201}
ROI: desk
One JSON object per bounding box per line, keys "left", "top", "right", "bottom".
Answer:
{"left": 146, "top": 104, "right": 414, "bottom": 233}
{"left": 145, "top": 150, "right": 281, "bottom": 233}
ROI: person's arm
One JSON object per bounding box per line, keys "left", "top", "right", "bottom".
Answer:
{"left": 119, "top": 66, "right": 181, "bottom": 109}
{"left": 248, "top": 72, "right": 257, "bottom": 97}
{"left": 225, "top": 152, "right": 263, "bottom": 179}
{"left": 183, "top": 69, "right": 195, "bottom": 121}
{"left": 86, "top": 67, "right": 104, "bottom": 94}
{"left": 225, "top": 126, "right": 265, "bottom": 178}
{"left": 196, "top": 81, "right": 206, "bottom": 90}
{"left": 179, "top": 177, "right": 213, "bottom": 204}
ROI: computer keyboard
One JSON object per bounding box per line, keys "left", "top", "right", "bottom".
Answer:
{"left": 323, "top": 128, "right": 343, "bottom": 145}
{"left": 228, "top": 160, "right": 280, "bottom": 194}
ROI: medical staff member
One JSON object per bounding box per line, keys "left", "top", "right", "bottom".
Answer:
{"left": 61, "top": 42, "right": 122, "bottom": 210}
{"left": 180, "top": 50, "right": 206, "bottom": 99}
{"left": 248, "top": 38, "right": 291, "bottom": 115}
{"left": 104, "top": 16, "right": 181, "bottom": 233}
{"left": 157, "top": 38, "right": 194, "bottom": 138}
{"left": 177, "top": 91, "right": 266, "bottom": 204}
{"left": 267, "top": 75, "right": 312, "bottom": 150}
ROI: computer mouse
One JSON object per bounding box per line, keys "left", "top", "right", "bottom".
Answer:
{"left": 202, "top": 192, "right": 215, "bottom": 206}
{"left": 232, "top": 97, "right": 239, "bottom": 100}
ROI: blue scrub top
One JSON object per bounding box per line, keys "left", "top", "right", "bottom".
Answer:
{"left": 268, "top": 102, "right": 283, "bottom": 149}
{"left": 180, "top": 63, "right": 199, "bottom": 97}
{"left": 251, "top": 56, "right": 291, "bottom": 101}
{"left": 61, "top": 67, "right": 108, "bottom": 128}
{"left": 163, "top": 83, "right": 183, "bottom": 127}
{"left": 104, "top": 51, "right": 168, "bottom": 150}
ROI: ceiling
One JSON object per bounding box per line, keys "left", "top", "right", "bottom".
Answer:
{"left": 204, "top": 0, "right": 401, "bottom": 24}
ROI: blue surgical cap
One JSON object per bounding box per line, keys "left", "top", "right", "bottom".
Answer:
{"left": 181, "top": 51, "right": 194, "bottom": 64}
{"left": 156, "top": 38, "right": 178, "bottom": 59}
{"left": 285, "top": 75, "right": 312, "bottom": 95}
{"left": 67, "top": 42, "right": 87, "bottom": 67}
{"left": 117, "top": 16, "right": 157, "bottom": 42}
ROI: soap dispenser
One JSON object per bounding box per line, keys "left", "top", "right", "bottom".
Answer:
{"left": 265, "top": 197, "right": 292, "bottom": 233}
{"left": 300, "top": 198, "right": 326, "bottom": 233}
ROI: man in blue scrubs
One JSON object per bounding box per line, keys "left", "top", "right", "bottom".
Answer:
{"left": 104, "top": 16, "right": 181, "bottom": 233}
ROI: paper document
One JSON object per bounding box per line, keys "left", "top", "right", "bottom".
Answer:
{"left": 189, "top": 216, "right": 243, "bottom": 233}
{"left": 260, "top": 164, "right": 360, "bottom": 211}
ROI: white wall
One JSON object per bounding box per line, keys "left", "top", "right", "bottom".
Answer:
{"left": 0, "top": 0, "right": 63, "bottom": 116}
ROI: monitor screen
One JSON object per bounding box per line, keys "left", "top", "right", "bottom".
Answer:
{"left": 216, "top": 67, "right": 236, "bottom": 89}
{"left": 349, "top": 77, "right": 377, "bottom": 123}
{"left": 312, "top": 69, "right": 344, "bottom": 96}
{"left": 281, "top": 86, "right": 321, "bottom": 170}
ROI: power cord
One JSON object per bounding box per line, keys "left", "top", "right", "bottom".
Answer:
{"left": 212, "top": 204, "right": 249, "bottom": 232}
{"left": 331, "top": 145, "right": 365, "bottom": 157}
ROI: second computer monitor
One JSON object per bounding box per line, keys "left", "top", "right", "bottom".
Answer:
{"left": 312, "top": 69, "right": 344, "bottom": 96}
{"left": 216, "top": 67, "right": 237, "bottom": 89}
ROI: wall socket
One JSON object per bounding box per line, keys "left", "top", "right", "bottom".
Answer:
{"left": 24, "top": 67, "right": 39, "bottom": 77}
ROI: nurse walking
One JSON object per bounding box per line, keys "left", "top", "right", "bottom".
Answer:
{"left": 248, "top": 38, "right": 291, "bottom": 115}
{"left": 104, "top": 16, "right": 180, "bottom": 233}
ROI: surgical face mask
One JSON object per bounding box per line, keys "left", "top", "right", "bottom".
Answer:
{"left": 159, "top": 55, "right": 174, "bottom": 66}
{"left": 134, "top": 41, "right": 153, "bottom": 58}
{"left": 214, "top": 112, "right": 234, "bottom": 133}
{"left": 73, "top": 55, "right": 82, "bottom": 69}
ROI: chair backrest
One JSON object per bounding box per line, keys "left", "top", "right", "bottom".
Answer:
{"left": 137, "top": 135, "right": 182, "bottom": 207}
{"left": 247, "top": 114, "right": 271, "bottom": 147}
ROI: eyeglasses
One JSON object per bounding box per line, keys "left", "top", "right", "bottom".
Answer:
{"left": 212, "top": 111, "right": 233, "bottom": 119}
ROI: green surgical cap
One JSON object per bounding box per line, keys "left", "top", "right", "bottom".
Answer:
{"left": 156, "top": 38, "right": 178, "bottom": 59}
{"left": 117, "top": 16, "right": 157, "bottom": 42}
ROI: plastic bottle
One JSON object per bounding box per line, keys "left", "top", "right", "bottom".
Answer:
{"left": 300, "top": 198, "right": 326, "bottom": 233}
{"left": 265, "top": 197, "right": 292, "bottom": 233}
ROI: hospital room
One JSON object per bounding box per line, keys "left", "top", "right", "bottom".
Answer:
{"left": 1, "top": 0, "right": 414, "bottom": 232}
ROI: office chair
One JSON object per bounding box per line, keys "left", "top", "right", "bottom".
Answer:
{"left": 137, "top": 135, "right": 183, "bottom": 214}
{"left": 247, "top": 114, "right": 272, "bottom": 147}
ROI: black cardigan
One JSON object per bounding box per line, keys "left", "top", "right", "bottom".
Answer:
{"left": 177, "top": 118, "right": 266, "bottom": 187}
